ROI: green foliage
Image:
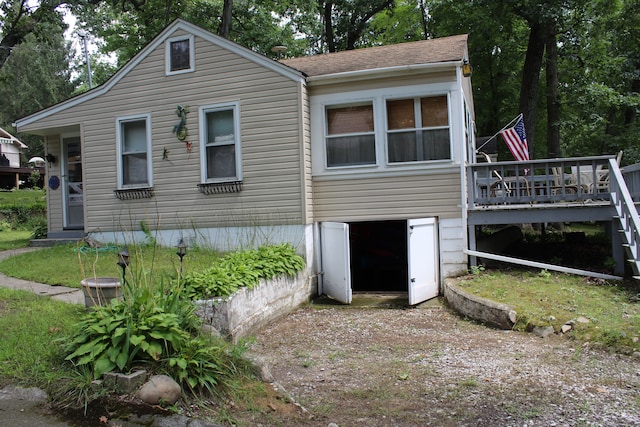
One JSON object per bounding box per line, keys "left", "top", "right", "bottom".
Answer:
{"left": 31, "top": 217, "right": 48, "bottom": 239}
{"left": 183, "top": 243, "right": 305, "bottom": 298}
{"left": 457, "top": 270, "right": 640, "bottom": 353}
{"left": 0, "top": 189, "right": 46, "bottom": 231}
{"left": 63, "top": 272, "right": 252, "bottom": 395}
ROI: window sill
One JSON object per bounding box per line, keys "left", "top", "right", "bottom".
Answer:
{"left": 198, "top": 181, "right": 243, "bottom": 195}
{"left": 114, "top": 187, "right": 154, "bottom": 200}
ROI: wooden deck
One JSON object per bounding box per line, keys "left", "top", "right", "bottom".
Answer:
{"left": 467, "top": 155, "right": 622, "bottom": 226}
{"left": 465, "top": 155, "right": 640, "bottom": 278}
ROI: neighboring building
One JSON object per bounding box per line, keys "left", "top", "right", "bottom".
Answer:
{"left": 14, "top": 19, "right": 475, "bottom": 305}
{"left": 0, "top": 126, "right": 34, "bottom": 189}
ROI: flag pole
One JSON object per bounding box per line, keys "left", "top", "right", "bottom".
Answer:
{"left": 475, "top": 113, "right": 523, "bottom": 153}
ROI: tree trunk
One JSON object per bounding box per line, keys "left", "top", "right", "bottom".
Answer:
{"left": 418, "top": 0, "right": 429, "bottom": 39}
{"left": 218, "top": 0, "right": 233, "bottom": 39}
{"left": 545, "top": 24, "right": 560, "bottom": 158}
{"left": 519, "top": 21, "right": 546, "bottom": 158}
{"left": 322, "top": 1, "right": 336, "bottom": 52}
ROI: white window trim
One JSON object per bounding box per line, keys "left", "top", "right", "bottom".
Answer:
{"left": 199, "top": 102, "right": 242, "bottom": 183}
{"left": 165, "top": 35, "right": 195, "bottom": 76}
{"left": 324, "top": 101, "right": 378, "bottom": 169}
{"left": 115, "top": 114, "right": 153, "bottom": 189}
{"left": 311, "top": 83, "right": 458, "bottom": 177}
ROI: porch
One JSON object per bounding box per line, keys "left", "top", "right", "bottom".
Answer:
{"left": 466, "top": 155, "right": 640, "bottom": 279}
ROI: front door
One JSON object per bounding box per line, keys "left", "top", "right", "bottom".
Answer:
{"left": 63, "top": 136, "right": 84, "bottom": 229}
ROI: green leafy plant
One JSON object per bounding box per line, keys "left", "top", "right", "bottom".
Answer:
{"left": 64, "top": 282, "right": 194, "bottom": 378}
{"left": 183, "top": 243, "right": 305, "bottom": 299}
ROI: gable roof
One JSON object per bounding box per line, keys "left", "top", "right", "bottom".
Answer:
{"left": 0, "top": 127, "right": 27, "bottom": 148}
{"left": 14, "top": 19, "right": 304, "bottom": 130}
{"left": 280, "top": 34, "right": 468, "bottom": 78}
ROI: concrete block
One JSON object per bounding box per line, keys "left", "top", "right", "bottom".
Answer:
{"left": 103, "top": 370, "right": 148, "bottom": 394}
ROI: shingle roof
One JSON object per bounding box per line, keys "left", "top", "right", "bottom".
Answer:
{"left": 279, "top": 34, "right": 468, "bottom": 77}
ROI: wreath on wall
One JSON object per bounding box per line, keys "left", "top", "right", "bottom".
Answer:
{"left": 172, "top": 104, "right": 192, "bottom": 155}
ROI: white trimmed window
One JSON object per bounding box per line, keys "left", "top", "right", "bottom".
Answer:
{"left": 199, "top": 103, "right": 242, "bottom": 182}
{"left": 116, "top": 114, "right": 152, "bottom": 188}
{"left": 165, "top": 35, "right": 194, "bottom": 75}
{"left": 386, "top": 95, "right": 450, "bottom": 163}
{"left": 325, "top": 102, "right": 376, "bottom": 168}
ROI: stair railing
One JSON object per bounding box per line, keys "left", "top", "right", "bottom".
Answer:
{"left": 609, "top": 158, "right": 640, "bottom": 277}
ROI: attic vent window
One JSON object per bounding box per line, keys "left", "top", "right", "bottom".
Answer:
{"left": 166, "top": 35, "right": 194, "bottom": 75}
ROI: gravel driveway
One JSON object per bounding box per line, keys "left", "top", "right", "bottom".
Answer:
{"left": 246, "top": 297, "right": 640, "bottom": 427}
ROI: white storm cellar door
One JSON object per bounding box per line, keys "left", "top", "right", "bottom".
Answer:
{"left": 319, "top": 222, "right": 352, "bottom": 304}
{"left": 407, "top": 218, "right": 439, "bottom": 305}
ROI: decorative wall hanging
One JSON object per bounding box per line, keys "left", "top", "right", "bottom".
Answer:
{"left": 48, "top": 175, "right": 60, "bottom": 190}
{"left": 172, "top": 104, "right": 192, "bottom": 154}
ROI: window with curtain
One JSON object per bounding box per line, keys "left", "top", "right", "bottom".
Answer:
{"left": 325, "top": 103, "right": 376, "bottom": 167}
{"left": 386, "top": 95, "right": 450, "bottom": 163}
{"left": 118, "top": 116, "right": 150, "bottom": 187}
{"left": 202, "top": 104, "right": 240, "bottom": 181}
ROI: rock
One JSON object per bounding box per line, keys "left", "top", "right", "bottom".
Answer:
{"left": 328, "top": 423, "right": 340, "bottom": 427}
{"left": 136, "top": 375, "right": 182, "bottom": 405}
{"left": 532, "top": 326, "right": 555, "bottom": 338}
{"left": 561, "top": 324, "right": 573, "bottom": 334}
{"left": 576, "top": 316, "right": 590, "bottom": 324}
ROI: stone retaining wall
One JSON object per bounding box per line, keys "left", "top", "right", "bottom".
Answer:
{"left": 443, "top": 278, "right": 517, "bottom": 330}
{"left": 196, "top": 272, "right": 315, "bottom": 342}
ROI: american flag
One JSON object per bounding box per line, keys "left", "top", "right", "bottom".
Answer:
{"left": 500, "top": 116, "right": 529, "bottom": 161}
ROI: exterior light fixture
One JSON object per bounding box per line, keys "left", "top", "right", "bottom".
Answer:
{"left": 117, "top": 247, "right": 130, "bottom": 282}
{"left": 177, "top": 238, "right": 187, "bottom": 275}
{"left": 462, "top": 59, "right": 473, "bottom": 78}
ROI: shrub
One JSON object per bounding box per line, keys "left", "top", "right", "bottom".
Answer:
{"left": 31, "top": 217, "right": 48, "bottom": 239}
{"left": 183, "top": 243, "right": 305, "bottom": 299}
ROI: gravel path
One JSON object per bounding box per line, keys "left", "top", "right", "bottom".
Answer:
{"left": 247, "top": 298, "right": 640, "bottom": 427}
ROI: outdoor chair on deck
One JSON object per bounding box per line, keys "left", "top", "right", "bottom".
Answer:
{"left": 478, "top": 152, "right": 530, "bottom": 198}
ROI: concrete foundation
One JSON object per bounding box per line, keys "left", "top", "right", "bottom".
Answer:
{"left": 196, "top": 271, "right": 316, "bottom": 342}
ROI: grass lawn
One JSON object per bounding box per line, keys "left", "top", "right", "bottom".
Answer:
{"left": 456, "top": 268, "right": 640, "bottom": 353}
{"left": 0, "top": 230, "right": 33, "bottom": 250}
{"left": 0, "top": 243, "right": 222, "bottom": 287}
{"left": 0, "top": 287, "right": 84, "bottom": 387}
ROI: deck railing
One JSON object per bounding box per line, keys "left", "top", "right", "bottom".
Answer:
{"left": 467, "top": 155, "right": 616, "bottom": 207}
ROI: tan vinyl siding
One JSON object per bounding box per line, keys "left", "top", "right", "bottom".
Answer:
{"left": 45, "top": 135, "right": 63, "bottom": 232}
{"left": 300, "top": 85, "right": 313, "bottom": 223}
{"left": 313, "top": 171, "right": 462, "bottom": 222}
{"left": 35, "top": 32, "right": 306, "bottom": 233}
{"left": 308, "top": 71, "right": 455, "bottom": 97}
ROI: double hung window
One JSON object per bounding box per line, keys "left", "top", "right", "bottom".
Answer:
{"left": 325, "top": 103, "right": 376, "bottom": 167}
{"left": 200, "top": 103, "right": 241, "bottom": 182}
{"left": 117, "top": 115, "right": 152, "bottom": 188}
{"left": 386, "top": 95, "right": 450, "bottom": 163}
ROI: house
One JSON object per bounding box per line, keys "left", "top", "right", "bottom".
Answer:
{"left": 0, "top": 126, "right": 34, "bottom": 189}
{"left": 14, "top": 19, "right": 476, "bottom": 305}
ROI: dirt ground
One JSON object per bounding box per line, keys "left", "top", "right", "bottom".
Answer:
{"left": 233, "top": 296, "right": 640, "bottom": 427}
